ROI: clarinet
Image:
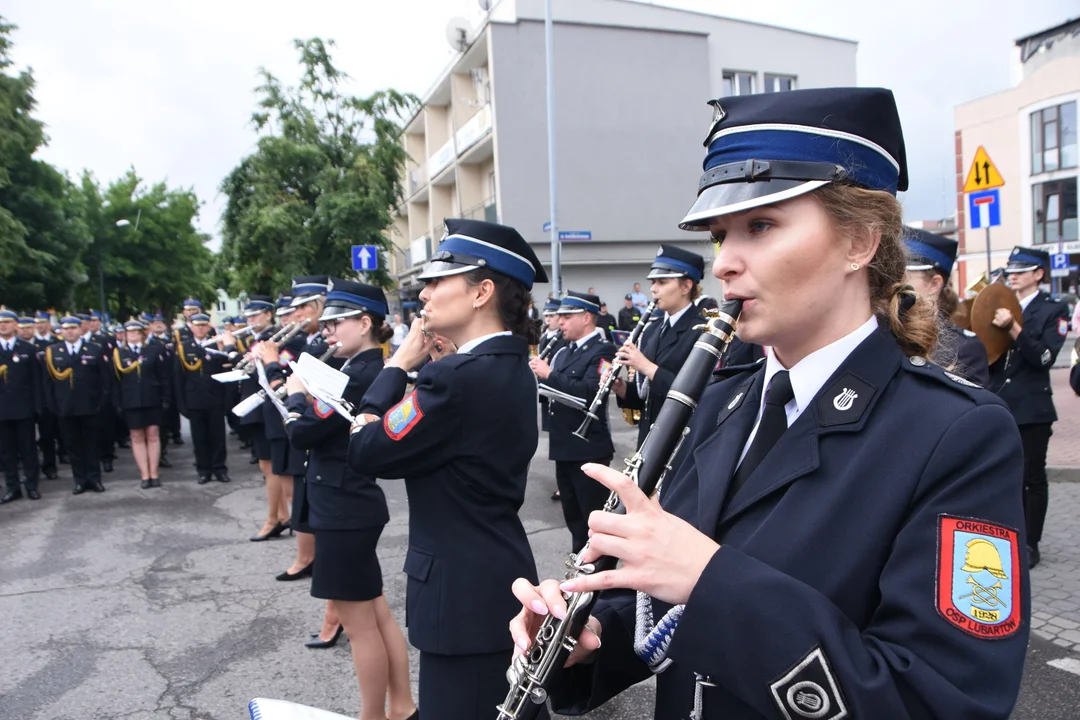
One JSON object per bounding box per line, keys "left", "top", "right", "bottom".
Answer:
{"left": 537, "top": 329, "right": 563, "bottom": 362}
{"left": 573, "top": 300, "right": 657, "bottom": 439}
{"left": 496, "top": 299, "right": 743, "bottom": 720}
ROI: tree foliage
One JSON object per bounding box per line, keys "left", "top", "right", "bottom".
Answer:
{"left": 219, "top": 38, "right": 417, "bottom": 295}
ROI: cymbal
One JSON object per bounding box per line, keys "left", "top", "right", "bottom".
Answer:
{"left": 970, "top": 283, "right": 1022, "bottom": 365}
{"left": 950, "top": 298, "right": 974, "bottom": 331}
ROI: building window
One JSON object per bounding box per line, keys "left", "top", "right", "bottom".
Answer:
{"left": 1031, "top": 101, "right": 1077, "bottom": 175}
{"left": 764, "top": 74, "right": 796, "bottom": 93}
{"left": 722, "top": 71, "right": 755, "bottom": 97}
{"left": 217, "top": 301, "right": 226, "bottom": 312}
{"left": 1033, "top": 177, "right": 1078, "bottom": 244}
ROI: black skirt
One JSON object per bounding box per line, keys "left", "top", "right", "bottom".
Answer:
{"left": 291, "top": 475, "right": 312, "bottom": 534}
{"left": 311, "top": 527, "right": 384, "bottom": 602}
{"left": 270, "top": 437, "right": 307, "bottom": 476}
{"left": 251, "top": 426, "right": 273, "bottom": 461}
{"left": 124, "top": 407, "right": 161, "bottom": 430}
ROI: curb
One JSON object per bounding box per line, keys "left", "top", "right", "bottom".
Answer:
{"left": 1049, "top": 467, "right": 1080, "bottom": 483}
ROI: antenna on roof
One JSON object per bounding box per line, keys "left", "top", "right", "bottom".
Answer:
{"left": 445, "top": 17, "right": 472, "bottom": 53}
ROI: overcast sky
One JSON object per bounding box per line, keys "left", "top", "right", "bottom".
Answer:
{"left": 5, "top": 0, "right": 1076, "bottom": 251}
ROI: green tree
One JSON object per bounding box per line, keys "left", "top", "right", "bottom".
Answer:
{"left": 0, "top": 16, "right": 89, "bottom": 311}
{"left": 75, "top": 170, "right": 217, "bottom": 320}
{"left": 219, "top": 38, "right": 416, "bottom": 295}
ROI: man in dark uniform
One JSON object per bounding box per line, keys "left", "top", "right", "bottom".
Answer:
{"left": 903, "top": 227, "right": 988, "bottom": 385}
{"left": 228, "top": 296, "right": 276, "bottom": 469}
{"left": 614, "top": 244, "right": 707, "bottom": 446}
{"left": 31, "top": 311, "right": 62, "bottom": 478}
{"left": 176, "top": 297, "right": 213, "bottom": 344}
{"left": 174, "top": 313, "right": 231, "bottom": 484}
{"left": 81, "top": 310, "right": 118, "bottom": 472}
{"left": 16, "top": 316, "right": 34, "bottom": 343}
{"left": 0, "top": 310, "right": 43, "bottom": 502}
{"left": 222, "top": 316, "right": 246, "bottom": 443}
{"left": 988, "top": 246, "right": 1070, "bottom": 568}
{"left": 596, "top": 302, "right": 618, "bottom": 340}
{"left": 44, "top": 316, "right": 110, "bottom": 493}
{"left": 529, "top": 290, "right": 616, "bottom": 552}
{"left": 617, "top": 294, "right": 642, "bottom": 331}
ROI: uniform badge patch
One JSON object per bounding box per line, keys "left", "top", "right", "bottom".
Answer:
{"left": 385, "top": 391, "right": 423, "bottom": 440}
{"left": 1059, "top": 319, "right": 1069, "bottom": 337}
{"left": 944, "top": 371, "right": 981, "bottom": 388}
{"left": 770, "top": 646, "right": 847, "bottom": 720}
{"left": 313, "top": 399, "right": 334, "bottom": 419}
{"left": 280, "top": 349, "right": 294, "bottom": 366}
{"left": 936, "top": 515, "right": 1022, "bottom": 639}
{"left": 1041, "top": 349, "right": 1052, "bottom": 366}
{"left": 598, "top": 358, "right": 612, "bottom": 380}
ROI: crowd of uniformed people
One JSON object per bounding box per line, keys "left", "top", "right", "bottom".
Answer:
{"left": 1, "top": 85, "right": 1074, "bottom": 720}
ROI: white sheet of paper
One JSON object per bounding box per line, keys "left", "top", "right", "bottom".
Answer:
{"left": 537, "top": 383, "right": 587, "bottom": 411}
{"left": 212, "top": 370, "right": 248, "bottom": 384}
{"left": 293, "top": 352, "right": 349, "bottom": 400}
{"left": 255, "top": 360, "right": 290, "bottom": 421}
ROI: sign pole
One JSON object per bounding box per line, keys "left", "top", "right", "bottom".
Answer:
{"left": 544, "top": 0, "right": 561, "bottom": 295}
{"left": 986, "top": 226, "right": 992, "bottom": 278}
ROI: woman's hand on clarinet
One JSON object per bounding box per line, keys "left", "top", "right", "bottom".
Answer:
{"left": 615, "top": 341, "right": 658, "bottom": 380}
{"left": 611, "top": 376, "right": 626, "bottom": 399}
{"left": 558, "top": 463, "right": 720, "bottom": 607}
{"left": 509, "top": 578, "right": 601, "bottom": 667}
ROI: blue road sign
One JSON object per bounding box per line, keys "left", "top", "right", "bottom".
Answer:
{"left": 542, "top": 221, "right": 552, "bottom": 233}
{"left": 559, "top": 230, "right": 592, "bottom": 241}
{"left": 1052, "top": 253, "right": 1070, "bottom": 270}
{"left": 968, "top": 189, "right": 1001, "bottom": 229}
{"left": 352, "top": 245, "right": 378, "bottom": 272}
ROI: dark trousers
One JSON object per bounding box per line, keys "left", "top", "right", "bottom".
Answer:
{"left": 36, "top": 410, "right": 62, "bottom": 471}
{"left": 1020, "top": 423, "right": 1052, "bottom": 548}
{"left": 98, "top": 406, "right": 115, "bottom": 460}
{"left": 164, "top": 403, "right": 181, "bottom": 440}
{"left": 0, "top": 418, "right": 40, "bottom": 492}
{"left": 188, "top": 406, "right": 227, "bottom": 474}
{"left": 419, "top": 649, "right": 546, "bottom": 720}
{"left": 59, "top": 415, "right": 101, "bottom": 487}
{"left": 556, "top": 457, "right": 614, "bottom": 553}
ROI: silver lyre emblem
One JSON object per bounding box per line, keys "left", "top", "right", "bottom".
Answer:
{"left": 727, "top": 392, "right": 743, "bottom": 410}
{"left": 832, "top": 388, "right": 858, "bottom": 411}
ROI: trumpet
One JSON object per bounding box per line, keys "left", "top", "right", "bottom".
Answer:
{"left": 573, "top": 301, "right": 656, "bottom": 440}
{"left": 234, "top": 322, "right": 301, "bottom": 374}
{"left": 497, "top": 300, "right": 743, "bottom": 720}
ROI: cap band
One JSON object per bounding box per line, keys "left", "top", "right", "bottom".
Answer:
{"left": 904, "top": 239, "right": 954, "bottom": 273}
{"left": 649, "top": 256, "right": 704, "bottom": 282}
{"left": 558, "top": 296, "right": 600, "bottom": 314}
{"left": 323, "top": 291, "right": 388, "bottom": 318}
{"left": 420, "top": 234, "right": 536, "bottom": 287}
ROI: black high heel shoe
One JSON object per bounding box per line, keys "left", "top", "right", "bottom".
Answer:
{"left": 249, "top": 521, "right": 286, "bottom": 542}
{"left": 304, "top": 625, "right": 343, "bottom": 649}
{"left": 275, "top": 562, "right": 313, "bottom": 581}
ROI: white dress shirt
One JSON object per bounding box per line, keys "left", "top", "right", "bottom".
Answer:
{"left": 457, "top": 331, "right": 512, "bottom": 355}
{"left": 738, "top": 315, "right": 880, "bottom": 464}
{"left": 1019, "top": 289, "right": 1039, "bottom": 312}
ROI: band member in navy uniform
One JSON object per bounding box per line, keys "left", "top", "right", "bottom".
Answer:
{"left": 537, "top": 299, "right": 564, "bottom": 435}
{"left": 174, "top": 313, "right": 231, "bottom": 484}
{"left": 284, "top": 279, "right": 418, "bottom": 718}
{"left": 347, "top": 218, "right": 547, "bottom": 720}
{"left": 988, "top": 246, "right": 1069, "bottom": 568}
{"left": 113, "top": 320, "right": 169, "bottom": 489}
{"left": 44, "top": 316, "right": 111, "bottom": 494}
{"left": 0, "top": 311, "right": 43, "bottom": 502}
{"left": 511, "top": 88, "right": 1028, "bottom": 720}
{"left": 31, "top": 311, "right": 63, "bottom": 477}
{"left": 81, "top": 311, "right": 118, "bottom": 473}
{"left": 614, "top": 244, "right": 707, "bottom": 446}
{"left": 903, "top": 227, "right": 988, "bottom": 385}
{"left": 530, "top": 290, "right": 617, "bottom": 553}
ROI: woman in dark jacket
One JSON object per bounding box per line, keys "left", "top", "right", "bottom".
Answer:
{"left": 113, "top": 319, "right": 169, "bottom": 489}
{"left": 284, "top": 279, "right": 416, "bottom": 720}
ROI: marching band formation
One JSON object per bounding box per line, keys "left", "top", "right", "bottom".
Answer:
{"left": 3, "top": 85, "right": 1071, "bottom": 720}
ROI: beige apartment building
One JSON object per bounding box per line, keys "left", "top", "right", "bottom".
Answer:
{"left": 384, "top": 0, "right": 857, "bottom": 313}
{"left": 954, "top": 18, "right": 1079, "bottom": 293}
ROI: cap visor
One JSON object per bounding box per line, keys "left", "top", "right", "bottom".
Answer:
{"left": 647, "top": 268, "right": 686, "bottom": 280}
{"left": 417, "top": 261, "right": 479, "bottom": 281}
{"left": 905, "top": 263, "right": 935, "bottom": 272}
{"left": 678, "top": 179, "right": 827, "bottom": 230}
{"left": 290, "top": 294, "right": 322, "bottom": 308}
{"left": 319, "top": 306, "right": 365, "bottom": 322}
{"left": 1004, "top": 264, "right": 1040, "bottom": 274}
{"left": 556, "top": 308, "right": 586, "bottom": 315}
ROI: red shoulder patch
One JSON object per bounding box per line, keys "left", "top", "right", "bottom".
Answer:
{"left": 384, "top": 390, "right": 423, "bottom": 440}
{"left": 936, "top": 515, "right": 1022, "bottom": 639}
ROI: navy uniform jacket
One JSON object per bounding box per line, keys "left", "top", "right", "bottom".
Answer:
{"left": 285, "top": 348, "right": 389, "bottom": 531}
{"left": 148, "top": 334, "right": 177, "bottom": 407}
{"left": 43, "top": 341, "right": 111, "bottom": 417}
{"left": 552, "top": 326, "right": 1028, "bottom": 720}
{"left": 113, "top": 344, "right": 169, "bottom": 410}
{"left": 0, "top": 338, "right": 42, "bottom": 420}
{"left": 938, "top": 322, "right": 989, "bottom": 386}
{"left": 262, "top": 332, "right": 307, "bottom": 440}
{"left": 538, "top": 330, "right": 566, "bottom": 432}
{"left": 617, "top": 306, "right": 704, "bottom": 446}
{"left": 545, "top": 332, "right": 616, "bottom": 462}
{"left": 235, "top": 327, "right": 276, "bottom": 426}
{"left": 172, "top": 337, "right": 232, "bottom": 413}
{"left": 347, "top": 335, "right": 540, "bottom": 656}
{"left": 718, "top": 336, "right": 766, "bottom": 374}
{"left": 988, "top": 291, "right": 1069, "bottom": 425}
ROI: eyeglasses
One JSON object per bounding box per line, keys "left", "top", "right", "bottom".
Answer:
{"left": 319, "top": 318, "right": 341, "bottom": 333}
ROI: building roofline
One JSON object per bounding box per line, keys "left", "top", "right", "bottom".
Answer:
{"left": 1015, "top": 16, "right": 1079, "bottom": 45}
{"left": 513, "top": 16, "right": 710, "bottom": 38}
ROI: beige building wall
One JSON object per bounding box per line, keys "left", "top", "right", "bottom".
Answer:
{"left": 954, "top": 53, "right": 1080, "bottom": 290}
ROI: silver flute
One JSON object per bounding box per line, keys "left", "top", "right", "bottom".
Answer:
{"left": 233, "top": 322, "right": 301, "bottom": 374}
{"left": 496, "top": 300, "right": 744, "bottom": 720}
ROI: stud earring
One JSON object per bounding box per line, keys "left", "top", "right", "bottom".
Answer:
{"left": 850, "top": 263, "right": 860, "bottom": 271}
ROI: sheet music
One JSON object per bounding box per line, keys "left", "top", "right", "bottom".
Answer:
{"left": 537, "top": 383, "right": 587, "bottom": 411}
{"left": 212, "top": 369, "right": 248, "bottom": 383}
{"left": 293, "top": 352, "right": 349, "bottom": 400}
{"left": 255, "top": 360, "right": 290, "bottom": 421}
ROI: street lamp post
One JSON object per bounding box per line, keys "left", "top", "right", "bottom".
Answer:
{"left": 113, "top": 209, "right": 142, "bottom": 323}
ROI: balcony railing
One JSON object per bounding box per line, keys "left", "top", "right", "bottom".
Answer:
{"left": 455, "top": 104, "right": 492, "bottom": 156}
{"left": 428, "top": 139, "right": 455, "bottom": 178}
{"left": 410, "top": 235, "right": 432, "bottom": 267}
{"left": 462, "top": 197, "right": 497, "bottom": 223}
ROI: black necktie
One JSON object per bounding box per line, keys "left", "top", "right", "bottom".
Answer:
{"left": 729, "top": 370, "right": 795, "bottom": 498}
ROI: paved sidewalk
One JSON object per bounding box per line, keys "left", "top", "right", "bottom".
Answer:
{"left": 1048, "top": 366, "right": 1080, "bottom": 478}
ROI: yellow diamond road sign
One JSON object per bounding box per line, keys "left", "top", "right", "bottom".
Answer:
{"left": 963, "top": 146, "right": 1005, "bottom": 193}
